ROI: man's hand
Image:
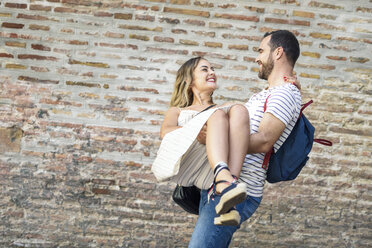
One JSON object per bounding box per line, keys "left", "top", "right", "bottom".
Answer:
{"left": 196, "top": 124, "right": 207, "bottom": 145}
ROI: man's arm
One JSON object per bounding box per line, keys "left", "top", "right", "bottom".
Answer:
{"left": 247, "top": 112, "right": 286, "bottom": 154}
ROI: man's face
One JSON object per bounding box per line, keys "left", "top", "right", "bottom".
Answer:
{"left": 256, "top": 36, "right": 274, "bottom": 80}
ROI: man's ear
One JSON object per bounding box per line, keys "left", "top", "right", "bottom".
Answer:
{"left": 274, "top": 47, "right": 284, "bottom": 60}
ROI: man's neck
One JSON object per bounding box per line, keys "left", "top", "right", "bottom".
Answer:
{"left": 267, "top": 66, "right": 294, "bottom": 88}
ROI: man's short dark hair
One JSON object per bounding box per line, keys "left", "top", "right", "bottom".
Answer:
{"left": 264, "top": 30, "right": 300, "bottom": 67}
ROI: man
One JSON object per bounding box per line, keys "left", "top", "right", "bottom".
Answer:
{"left": 189, "top": 30, "right": 302, "bottom": 247}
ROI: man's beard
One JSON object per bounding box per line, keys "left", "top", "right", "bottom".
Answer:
{"left": 258, "top": 55, "right": 274, "bottom": 80}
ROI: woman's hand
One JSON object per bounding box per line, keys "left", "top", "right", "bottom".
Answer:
{"left": 285, "top": 76, "right": 301, "bottom": 90}
{"left": 196, "top": 124, "right": 207, "bottom": 145}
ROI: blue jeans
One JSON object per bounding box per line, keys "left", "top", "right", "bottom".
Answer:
{"left": 188, "top": 189, "right": 262, "bottom": 248}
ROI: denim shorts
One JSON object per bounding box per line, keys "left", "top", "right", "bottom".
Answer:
{"left": 188, "top": 189, "right": 262, "bottom": 248}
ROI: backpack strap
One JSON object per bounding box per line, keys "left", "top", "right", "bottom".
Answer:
{"left": 262, "top": 95, "right": 272, "bottom": 170}
{"left": 262, "top": 149, "right": 272, "bottom": 170}
{"left": 299, "top": 100, "right": 313, "bottom": 118}
{"left": 314, "top": 139, "right": 333, "bottom": 146}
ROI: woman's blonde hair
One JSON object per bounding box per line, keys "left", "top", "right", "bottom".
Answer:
{"left": 169, "top": 57, "right": 206, "bottom": 108}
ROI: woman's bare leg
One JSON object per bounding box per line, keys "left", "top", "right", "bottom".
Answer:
{"left": 205, "top": 109, "right": 234, "bottom": 193}
{"left": 227, "top": 104, "right": 250, "bottom": 178}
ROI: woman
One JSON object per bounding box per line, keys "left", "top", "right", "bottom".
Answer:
{"left": 156, "top": 57, "right": 252, "bottom": 226}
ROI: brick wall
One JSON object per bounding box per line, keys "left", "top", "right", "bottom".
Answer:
{"left": 0, "top": 0, "right": 371, "bottom": 247}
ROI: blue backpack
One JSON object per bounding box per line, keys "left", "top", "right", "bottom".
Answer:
{"left": 263, "top": 98, "right": 332, "bottom": 183}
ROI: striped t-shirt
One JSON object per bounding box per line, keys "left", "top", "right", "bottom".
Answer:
{"left": 240, "top": 83, "right": 302, "bottom": 197}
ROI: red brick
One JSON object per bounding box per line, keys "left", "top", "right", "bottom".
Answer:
{"left": 170, "top": 0, "right": 191, "bottom": 4}
{"left": 326, "top": 56, "right": 347, "bottom": 61}
{"left": 302, "top": 52, "right": 321, "bottom": 58}
{"left": 135, "top": 14, "right": 155, "bottom": 22}
{"left": 146, "top": 47, "right": 188, "bottom": 55}
{"left": 272, "top": 9, "right": 287, "bottom": 15}
{"left": 119, "top": 86, "right": 159, "bottom": 94}
{"left": 31, "top": 66, "right": 50, "bottom": 72}
{"left": 194, "top": 1, "right": 214, "bottom": 8}
{"left": 17, "top": 13, "right": 50, "bottom": 21}
{"left": 159, "top": 17, "right": 180, "bottom": 24}
{"left": 204, "top": 42, "right": 222, "bottom": 48}
{"left": 61, "top": 0, "right": 101, "bottom": 6}
{"left": 209, "top": 22, "right": 232, "bottom": 29}
{"left": 308, "top": 1, "right": 344, "bottom": 10}
{"left": 18, "top": 54, "right": 58, "bottom": 61}
{"left": 293, "top": 10, "right": 315, "bottom": 18}
{"left": 218, "top": 4, "right": 236, "bottom": 9}
{"left": 5, "top": 3, "right": 27, "bottom": 9}
{"left": 172, "top": 29, "right": 187, "bottom": 34}
{"left": 244, "top": 6, "right": 265, "bottom": 13}
{"left": 71, "top": 40, "right": 89, "bottom": 45}
{"left": 0, "top": 53, "right": 14, "bottom": 58}
{"left": 310, "top": 32, "right": 332, "bottom": 40}
{"left": 54, "top": 7, "right": 77, "bottom": 13}
{"left": 265, "top": 18, "right": 310, "bottom": 26}
{"left": 350, "top": 57, "right": 369, "bottom": 63}
{"left": 228, "top": 45, "right": 249, "bottom": 50}
{"left": 29, "top": 24, "right": 50, "bottom": 31}
{"left": 356, "top": 6, "right": 372, "bottom": 13}
{"left": 30, "top": 4, "right": 52, "bottom": 11}
{"left": 192, "top": 31, "right": 215, "bottom": 38}
{"left": 92, "top": 179, "right": 115, "bottom": 185}
{"left": 222, "top": 33, "right": 258, "bottom": 41}
{"left": 92, "top": 187, "right": 111, "bottom": 195}
{"left": 318, "top": 23, "right": 346, "bottom": 31}
{"left": 179, "top": 39, "right": 199, "bottom": 46}
{"left": 192, "top": 51, "right": 237, "bottom": 60}
{"left": 31, "top": 44, "right": 51, "bottom": 51}
{"left": 40, "top": 98, "right": 82, "bottom": 107}
{"left": 126, "top": 117, "right": 144, "bottom": 122}
{"left": 69, "top": 60, "right": 109, "bottom": 68}
{"left": 2, "top": 22, "right": 24, "bottom": 29}
{"left": 119, "top": 25, "right": 162, "bottom": 32}
{"left": 94, "top": 11, "right": 113, "bottom": 17}
{"left": 18, "top": 76, "right": 59, "bottom": 84}
{"left": 124, "top": 161, "right": 142, "bottom": 167}
{"left": 129, "top": 34, "right": 150, "bottom": 41}
{"left": 66, "top": 81, "right": 101, "bottom": 88}
{"left": 215, "top": 13, "right": 259, "bottom": 22}
{"left": 6, "top": 64, "right": 27, "bottom": 69}
{"left": 164, "top": 7, "right": 210, "bottom": 18}
{"left": 299, "top": 73, "right": 320, "bottom": 79}
{"left": 104, "top": 31, "right": 124, "bottom": 39}
{"left": 150, "top": 120, "right": 162, "bottom": 125}
{"left": 297, "top": 63, "right": 335, "bottom": 70}
{"left": 184, "top": 19, "right": 205, "bottom": 26}
{"left": 114, "top": 13, "right": 132, "bottom": 19}
{"left": 154, "top": 36, "right": 174, "bottom": 43}
{"left": 244, "top": 57, "right": 256, "bottom": 62}
{"left": 337, "top": 37, "right": 360, "bottom": 43}
{"left": 97, "top": 42, "right": 138, "bottom": 50}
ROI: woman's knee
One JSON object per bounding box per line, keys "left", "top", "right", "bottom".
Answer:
{"left": 208, "top": 109, "right": 228, "bottom": 123}
{"left": 229, "top": 104, "right": 249, "bottom": 122}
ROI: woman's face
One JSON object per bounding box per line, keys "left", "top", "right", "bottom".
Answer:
{"left": 190, "top": 59, "right": 217, "bottom": 93}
